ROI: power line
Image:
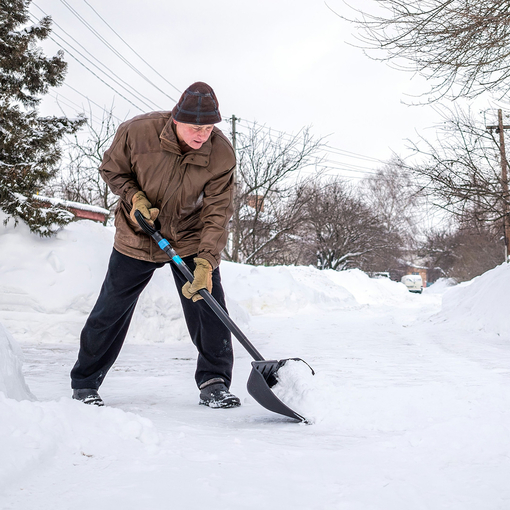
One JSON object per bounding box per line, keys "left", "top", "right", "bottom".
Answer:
{"left": 31, "top": 4, "right": 383, "bottom": 181}
{"left": 82, "top": 0, "right": 182, "bottom": 97}
{"left": 322, "top": 163, "right": 378, "bottom": 175}
{"left": 58, "top": 0, "right": 178, "bottom": 103}
{"left": 42, "top": 35, "right": 145, "bottom": 112}
{"left": 49, "top": 85, "right": 129, "bottom": 127}
{"left": 226, "top": 117, "right": 379, "bottom": 181}
{"left": 35, "top": 3, "right": 383, "bottom": 178}
{"left": 62, "top": 83, "right": 125, "bottom": 123}
{"left": 31, "top": 7, "right": 160, "bottom": 111}
{"left": 235, "top": 118, "right": 379, "bottom": 160}
{"left": 49, "top": 92, "right": 104, "bottom": 124}
{"left": 235, "top": 118, "right": 383, "bottom": 173}
{"left": 321, "top": 144, "right": 383, "bottom": 164}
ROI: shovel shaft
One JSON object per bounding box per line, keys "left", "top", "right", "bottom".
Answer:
{"left": 197, "top": 287, "right": 265, "bottom": 362}
{"left": 135, "top": 212, "right": 265, "bottom": 362}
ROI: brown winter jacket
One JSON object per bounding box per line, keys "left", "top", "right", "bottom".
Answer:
{"left": 99, "top": 111, "right": 236, "bottom": 269}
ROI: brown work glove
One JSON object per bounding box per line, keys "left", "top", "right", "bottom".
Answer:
{"left": 130, "top": 191, "right": 159, "bottom": 225}
{"left": 182, "top": 258, "right": 213, "bottom": 302}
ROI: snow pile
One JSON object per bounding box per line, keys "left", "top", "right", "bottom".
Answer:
{"left": 0, "top": 323, "right": 34, "bottom": 401}
{"left": 424, "top": 277, "right": 456, "bottom": 295}
{"left": 32, "top": 194, "right": 110, "bottom": 215}
{"left": 0, "top": 213, "right": 189, "bottom": 345}
{"left": 272, "top": 359, "right": 332, "bottom": 424}
{"left": 0, "top": 394, "right": 159, "bottom": 489}
{"left": 221, "top": 263, "right": 416, "bottom": 315}
{"left": 3, "top": 213, "right": 510, "bottom": 509}
{"left": 221, "top": 262, "right": 359, "bottom": 314}
{"left": 434, "top": 263, "right": 510, "bottom": 336}
{"left": 324, "top": 267, "right": 411, "bottom": 305}
{"left": 1, "top": 212, "right": 424, "bottom": 349}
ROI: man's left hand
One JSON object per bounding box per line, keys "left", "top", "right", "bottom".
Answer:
{"left": 182, "top": 258, "right": 213, "bottom": 302}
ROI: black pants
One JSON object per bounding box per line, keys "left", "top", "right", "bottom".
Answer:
{"left": 70, "top": 249, "right": 233, "bottom": 390}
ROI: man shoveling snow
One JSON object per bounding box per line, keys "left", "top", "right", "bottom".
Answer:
{"left": 70, "top": 82, "right": 240, "bottom": 410}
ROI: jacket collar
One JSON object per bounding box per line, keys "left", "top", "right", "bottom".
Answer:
{"left": 160, "top": 116, "right": 212, "bottom": 167}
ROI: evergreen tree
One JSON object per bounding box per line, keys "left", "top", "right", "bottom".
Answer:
{"left": 0, "top": 0, "right": 85, "bottom": 235}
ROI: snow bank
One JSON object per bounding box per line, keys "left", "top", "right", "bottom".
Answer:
{"left": 0, "top": 394, "right": 159, "bottom": 489}
{"left": 221, "top": 263, "right": 414, "bottom": 315}
{"left": 0, "top": 213, "right": 189, "bottom": 345}
{"left": 424, "top": 277, "right": 456, "bottom": 295}
{"left": 221, "top": 262, "right": 358, "bottom": 314}
{"left": 0, "top": 323, "right": 34, "bottom": 401}
{"left": 1, "top": 212, "right": 420, "bottom": 348}
{"left": 324, "top": 267, "right": 411, "bottom": 305}
{"left": 434, "top": 263, "right": 510, "bottom": 336}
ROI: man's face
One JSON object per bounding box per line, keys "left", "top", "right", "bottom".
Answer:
{"left": 173, "top": 120, "right": 214, "bottom": 150}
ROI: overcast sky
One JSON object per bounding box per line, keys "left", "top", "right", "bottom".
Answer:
{"left": 30, "top": 0, "right": 495, "bottom": 182}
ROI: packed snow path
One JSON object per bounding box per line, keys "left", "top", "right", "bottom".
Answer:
{"left": 4, "top": 298, "right": 510, "bottom": 510}
{"left": 2, "top": 217, "right": 510, "bottom": 509}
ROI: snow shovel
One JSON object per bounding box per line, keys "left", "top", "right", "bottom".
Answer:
{"left": 134, "top": 211, "right": 314, "bottom": 423}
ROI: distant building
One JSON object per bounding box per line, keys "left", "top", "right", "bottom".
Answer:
{"left": 33, "top": 195, "right": 109, "bottom": 224}
{"left": 246, "top": 194, "right": 265, "bottom": 212}
{"left": 406, "top": 266, "right": 428, "bottom": 288}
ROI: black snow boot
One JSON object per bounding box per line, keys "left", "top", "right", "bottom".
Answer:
{"left": 72, "top": 388, "right": 104, "bottom": 406}
{"left": 199, "top": 379, "right": 241, "bottom": 409}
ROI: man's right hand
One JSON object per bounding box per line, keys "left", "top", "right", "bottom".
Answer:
{"left": 130, "top": 191, "right": 159, "bottom": 225}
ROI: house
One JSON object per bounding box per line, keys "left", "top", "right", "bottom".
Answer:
{"left": 33, "top": 195, "right": 109, "bottom": 224}
{"left": 246, "top": 194, "right": 265, "bottom": 212}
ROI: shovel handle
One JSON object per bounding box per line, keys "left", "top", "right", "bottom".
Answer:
{"left": 134, "top": 211, "right": 266, "bottom": 362}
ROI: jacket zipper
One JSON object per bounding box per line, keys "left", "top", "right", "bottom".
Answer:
{"left": 160, "top": 155, "right": 186, "bottom": 239}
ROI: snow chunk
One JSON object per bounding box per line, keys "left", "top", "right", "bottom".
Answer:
{"left": 0, "top": 323, "right": 34, "bottom": 401}
{"left": 272, "top": 359, "right": 330, "bottom": 424}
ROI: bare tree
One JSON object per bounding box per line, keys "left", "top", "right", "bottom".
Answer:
{"left": 300, "top": 178, "right": 395, "bottom": 271}
{"left": 46, "top": 108, "right": 119, "bottom": 219}
{"left": 420, "top": 217, "right": 505, "bottom": 282}
{"left": 357, "top": 156, "right": 426, "bottom": 275}
{"left": 362, "top": 156, "right": 423, "bottom": 238}
{"left": 224, "top": 123, "right": 324, "bottom": 265}
{"left": 406, "top": 107, "right": 509, "bottom": 229}
{"left": 341, "top": 0, "right": 510, "bottom": 100}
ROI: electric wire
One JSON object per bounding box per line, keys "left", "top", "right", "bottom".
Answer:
{"left": 49, "top": 92, "right": 104, "bottom": 124}
{"left": 233, "top": 118, "right": 381, "bottom": 177}
{"left": 236, "top": 118, "right": 382, "bottom": 161}
{"left": 82, "top": 0, "right": 182, "bottom": 97}
{"left": 62, "top": 83, "right": 125, "bottom": 123}
{"left": 30, "top": 5, "right": 383, "bottom": 181}
{"left": 235, "top": 118, "right": 383, "bottom": 171}
{"left": 58, "top": 0, "right": 178, "bottom": 103}
{"left": 31, "top": 7, "right": 161, "bottom": 111}
{"left": 44, "top": 35, "right": 145, "bottom": 112}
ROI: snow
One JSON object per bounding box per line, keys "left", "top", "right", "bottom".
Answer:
{"left": 272, "top": 359, "right": 324, "bottom": 423}
{"left": 2, "top": 211, "right": 510, "bottom": 509}
{"left": 0, "top": 323, "right": 34, "bottom": 401}
{"left": 433, "top": 263, "right": 510, "bottom": 337}
{"left": 32, "top": 194, "right": 110, "bottom": 215}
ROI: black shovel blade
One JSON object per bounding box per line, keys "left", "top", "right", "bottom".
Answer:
{"left": 247, "top": 359, "right": 311, "bottom": 423}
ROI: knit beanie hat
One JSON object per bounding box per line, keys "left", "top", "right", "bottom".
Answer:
{"left": 172, "top": 82, "right": 222, "bottom": 125}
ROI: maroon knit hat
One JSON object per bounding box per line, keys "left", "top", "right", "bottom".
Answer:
{"left": 172, "top": 82, "right": 222, "bottom": 125}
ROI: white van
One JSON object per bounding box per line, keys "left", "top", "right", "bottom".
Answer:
{"left": 401, "top": 274, "right": 423, "bottom": 294}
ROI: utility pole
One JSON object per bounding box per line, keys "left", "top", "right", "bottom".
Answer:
{"left": 228, "top": 115, "right": 241, "bottom": 262}
{"left": 227, "top": 114, "right": 240, "bottom": 186}
{"left": 230, "top": 114, "right": 239, "bottom": 153}
{"left": 486, "top": 109, "right": 510, "bottom": 263}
